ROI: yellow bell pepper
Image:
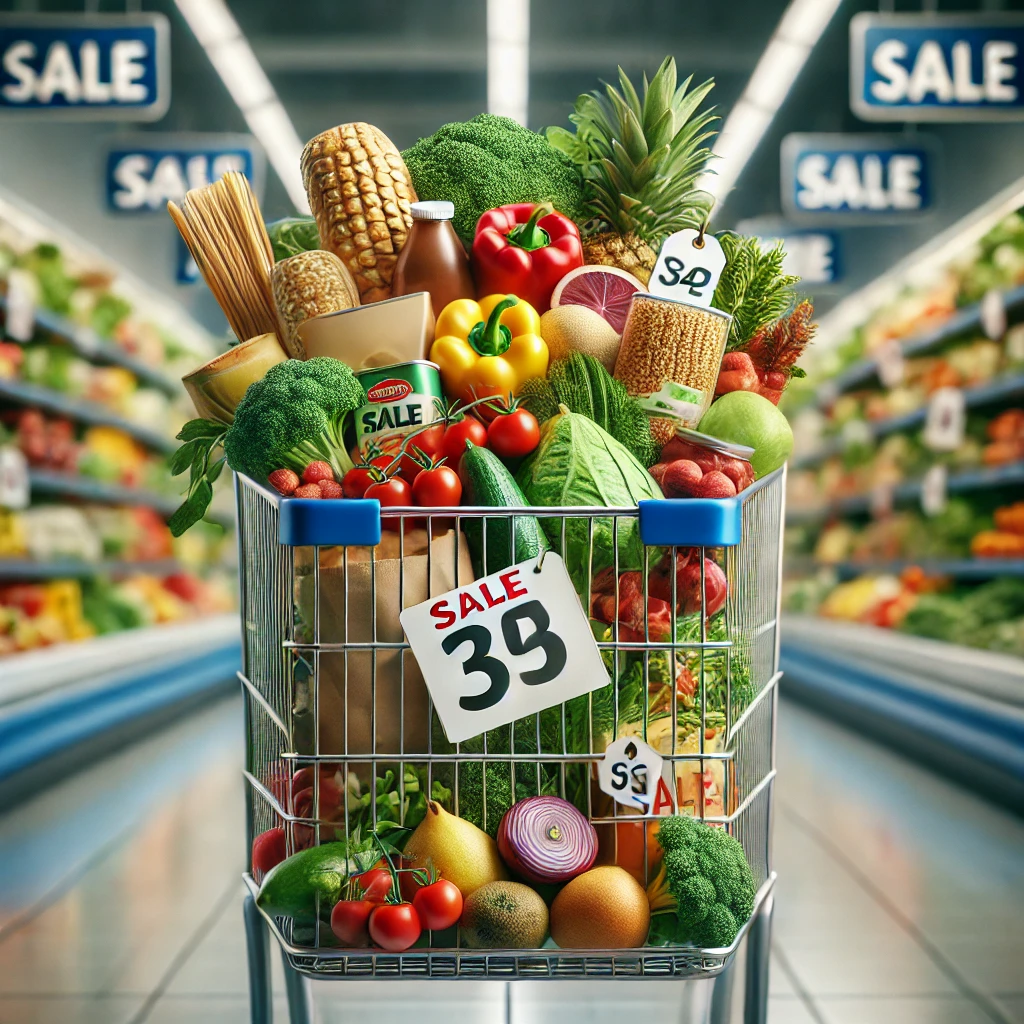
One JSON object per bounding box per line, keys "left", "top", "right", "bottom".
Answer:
{"left": 430, "top": 294, "right": 548, "bottom": 404}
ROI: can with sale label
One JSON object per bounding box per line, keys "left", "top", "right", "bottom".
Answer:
{"left": 353, "top": 360, "right": 445, "bottom": 458}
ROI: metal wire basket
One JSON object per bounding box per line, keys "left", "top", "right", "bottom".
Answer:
{"left": 236, "top": 468, "right": 784, "bottom": 982}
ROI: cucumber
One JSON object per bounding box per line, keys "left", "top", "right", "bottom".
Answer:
{"left": 458, "top": 442, "right": 547, "bottom": 577}
{"left": 256, "top": 842, "right": 353, "bottom": 921}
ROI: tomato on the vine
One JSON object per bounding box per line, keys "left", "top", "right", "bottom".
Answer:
{"left": 398, "top": 424, "right": 445, "bottom": 482}
{"left": 364, "top": 475, "right": 413, "bottom": 532}
{"left": 487, "top": 405, "right": 540, "bottom": 459}
{"left": 331, "top": 899, "right": 374, "bottom": 946}
{"left": 441, "top": 417, "right": 487, "bottom": 467}
{"left": 356, "top": 867, "right": 393, "bottom": 904}
{"left": 411, "top": 463, "right": 462, "bottom": 508}
{"left": 412, "top": 878, "right": 463, "bottom": 931}
{"left": 368, "top": 902, "right": 422, "bottom": 951}
{"left": 342, "top": 465, "right": 376, "bottom": 499}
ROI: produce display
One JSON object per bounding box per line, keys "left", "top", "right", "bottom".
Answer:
{"left": 169, "top": 56, "right": 807, "bottom": 954}
{"left": 785, "top": 205, "right": 1024, "bottom": 656}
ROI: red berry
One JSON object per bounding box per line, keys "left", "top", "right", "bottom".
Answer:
{"left": 319, "top": 479, "right": 343, "bottom": 499}
{"left": 663, "top": 459, "right": 704, "bottom": 498}
{"left": 294, "top": 483, "right": 322, "bottom": 499}
{"left": 302, "top": 461, "right": 335, "bottom": 484}
{"left": 693, "top": 470, "right": 737, "bottom": 498}
{"left": 719, "top": 457, "right": 755, "bottom": 492}
{"left": 268, "top": 468, "right": 300, "bottom": 495}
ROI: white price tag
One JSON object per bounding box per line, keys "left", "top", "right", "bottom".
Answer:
{"left": 0, "top": 446, "right": 29, "bottom": 510}
{"left": 980, "top": 289, "right": 1006, "bottom": 341}
{"left": 597, "top": 737, "right": 663, "bottom": 814}
{"left": 870, "top": 481, "right": 895, "bottom": 519}
{"left": 400, "top": 553, "right": 610, "bottom": 744}
{"left": 648, "top": 229, "right": 726, "bottom": 307}
{"left": 875, "top": 339, "right": 905, "bottom": 389}
{"left": 5, "top": 269, "right": 36, "bottom": 342}
{"left": 920, "top": 464, "right": 948, "bottom": 517}
{"left": 923, "top": 387, "right": 966, "bottom": 452}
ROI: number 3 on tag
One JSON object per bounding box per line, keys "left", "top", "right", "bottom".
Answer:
{"left": 648, "top": 229, "right": 726, "bottom": 307}
{"left": 400, "top": 553, "right": 610, "bottom": 744}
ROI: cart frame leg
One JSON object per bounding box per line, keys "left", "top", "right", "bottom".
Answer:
{"left": 709, "top": 953, "right": 737, "bottom": 1024}
{"left": 281, "top": 949, "right": 312, "bottom": 1024}
{"left": 244, "top": 892, "right": 273, "bottom": 1024}
{"left": 743, "top": 894, "right": 773, "bottom": 1024}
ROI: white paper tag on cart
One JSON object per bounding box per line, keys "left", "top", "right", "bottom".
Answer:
{"left": 400, "top": 553, "right": 610, "bottom": 744}
{"left": 875, "top": 339, "right": 905, "bottom": 388}
{"left": 0, "top": 446, "right": 29, "bottom": 509}
{"left": 922, "top": 387, "right": 966, "bottom": 452}
{"left": 5, "top": 269, "right": 35, "bottom": 342}
{"left": 920, "top": 464, "right": 948, "bottom": 517}
{"left": 648, "top": 229, "right": 726, "bottom": 308}
{"left": 597, "top": 737, "right": 663, "bottom": 814}
{"left": 980, "top": 289, "right": 1006, "bottom": 340}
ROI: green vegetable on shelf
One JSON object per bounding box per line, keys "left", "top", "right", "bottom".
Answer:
{"left": 646, "top": 815, "right": 756, "bottom": 948}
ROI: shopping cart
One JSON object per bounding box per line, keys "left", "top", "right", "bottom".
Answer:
{"left": 236, "top": 468, "right": 785, "bottom": 1024}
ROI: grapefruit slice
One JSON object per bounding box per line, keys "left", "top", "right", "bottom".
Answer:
{"left": 550, "top": 265, "right": 644, "bottom": 334}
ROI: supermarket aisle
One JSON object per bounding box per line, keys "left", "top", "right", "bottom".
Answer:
{"left": 0, "top": 697, "right": 1021, "bottom": 1024}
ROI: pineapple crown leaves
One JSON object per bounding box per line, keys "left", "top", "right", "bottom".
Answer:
{"left": 712, "top": 232, "right": 801, "bottom": 351}
{"left": 742, "top": 299, "right": 817, "bottom": 377}
{"left": 546, "top": 56, "right": 718, "bottom": 246}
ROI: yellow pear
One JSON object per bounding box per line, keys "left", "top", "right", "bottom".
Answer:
{"left": 404, "top": 801, "right": 508, "bottom": 897}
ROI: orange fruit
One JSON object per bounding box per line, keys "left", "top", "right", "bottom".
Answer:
{"left": 549, "top": 865, "right": 650, "bottom": 949}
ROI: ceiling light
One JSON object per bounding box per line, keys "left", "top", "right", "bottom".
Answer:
{"left": 487, "top": 0, "right": 530, "bottom": 125}
{"left": 174, "top": 0, "right": 307, "bottom": 211}
{"left": 699, "top": 0, "right": 844, "bottom": 209}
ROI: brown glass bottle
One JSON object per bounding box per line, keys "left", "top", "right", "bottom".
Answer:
{"left": 392, "top": 201, "right": 475, "bottom": 318}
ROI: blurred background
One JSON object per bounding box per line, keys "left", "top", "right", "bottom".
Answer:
{"left": 0, "top": 1, "right": 1021, "bottom": 1023}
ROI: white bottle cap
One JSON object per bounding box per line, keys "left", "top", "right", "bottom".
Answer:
{"left": 411, "top": 201, "right": 455, "bottom": 221}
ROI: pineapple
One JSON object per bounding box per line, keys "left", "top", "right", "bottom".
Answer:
{"left": 301, "top": 123, "right": 417, "bottom": 305}
{"left": 547, "top": 57, "right": 717, "bottom": 284}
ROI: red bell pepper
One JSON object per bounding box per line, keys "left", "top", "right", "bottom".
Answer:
{"left": 471, "top": 202, "right": 583, "bottom": 313}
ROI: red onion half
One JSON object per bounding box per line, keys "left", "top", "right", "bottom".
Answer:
{"left": 497, "top": 796, "right": 597, "bottom": 884}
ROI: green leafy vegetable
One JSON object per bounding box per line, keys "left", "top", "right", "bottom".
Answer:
{"left": 520, "top": 354, "right": 659, "bottom": 466}
{"left": 168, "top": 418, "right": 227, "bottom": 537}
{"left": 266, "top": 216, "right": 321, "bottom": 261}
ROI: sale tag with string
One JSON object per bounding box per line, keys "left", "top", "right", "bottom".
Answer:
{"left": 597, "top": 737, "right": 663, "bottom": 814}
{"left": 400, "top": 552, "right": 609, "bottom": 744}
{"left": 648, "top": 228, "right": 726, "bottom": 308}
{"left": 923, "top": 387, "right": 966, "bottom": 452}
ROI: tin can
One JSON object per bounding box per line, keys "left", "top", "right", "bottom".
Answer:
{"left": 354, "top": 360, "right": 445, "bottom": 458}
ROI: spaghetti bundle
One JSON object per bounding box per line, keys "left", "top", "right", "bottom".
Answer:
{"left": 169, "top": 172, "right": 279, "bottom": 341}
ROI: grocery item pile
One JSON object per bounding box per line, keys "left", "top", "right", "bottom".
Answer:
{"left": 172, "top": 58, "right": 811, "bottom": 952}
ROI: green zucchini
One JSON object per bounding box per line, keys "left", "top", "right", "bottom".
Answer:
{"left": 458, "top": 442, "right": 547, "bottom": 577}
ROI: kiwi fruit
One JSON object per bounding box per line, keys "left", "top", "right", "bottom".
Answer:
{"left": 460, "top": 881, "right": 548, "bottom": 949}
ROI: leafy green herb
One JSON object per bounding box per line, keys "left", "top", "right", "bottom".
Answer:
{"left": 168, "top": 418, "right": 227, "bottom": 537}
{"left": 266, "top": 216, "right": 321, "bottom": 261}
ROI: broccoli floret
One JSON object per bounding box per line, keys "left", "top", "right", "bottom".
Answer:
{"left": 224, "top": 358, "right": 366, "bottom": 483}
{"left": 402, "top": 114, "right": 588, "bottom": 245}
{"left": 647, "top": 815, "right": 756, "bottom": 949}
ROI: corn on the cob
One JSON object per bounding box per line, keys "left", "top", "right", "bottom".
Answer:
{"left": 301, "top": 123, "right": 416, "bottom": 305}
{"left": 614, "top": 294, "right": 730, "bottom": 442}
{"left": 271, "top": 250, "right": 360, "bottom": 358}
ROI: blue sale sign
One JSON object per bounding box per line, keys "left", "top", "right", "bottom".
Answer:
{"left": 851, "top": 13, "right": 1024, "bottom": 121}
{"left": 105, "top": 136, "right": 262, "bottom": 212}
{"left": 0, "top": 13, "right": 169, "bottom": 120}
{"left": 781, "top": 134, "right": 934, "bottom": 219}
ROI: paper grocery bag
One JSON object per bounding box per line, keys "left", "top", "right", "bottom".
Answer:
{"left": 295, "top": 528, "right": 475, "bottom": 759}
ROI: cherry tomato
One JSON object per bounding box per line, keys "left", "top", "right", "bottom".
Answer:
{"left": 487, "top": 408, "right": 540, "bottom": 460}
{"left": 412, "top": 879, "right": 463, "bottom": 931}
{"left": 411, "top": 464, "right": 462, "bottom": 508}
{"left": 368, "top": 902, "right": 422, "bottom": 951}
{"left": 364, "top": 476, "right": 413, "bottom": 533}
{"left": 441, "top": 417, "right": 488, "bottom": 466}
{"left": 331, "top": 899, "right": 374, "bottom": 946}
{"left": 356, "top": 867, "right": 394, "bottom": 904}
{"left": 251, "top": 826, "right": 286, "bottom": 878}
{"left": 398, "top": 423, "right": 445, "bottom": 482}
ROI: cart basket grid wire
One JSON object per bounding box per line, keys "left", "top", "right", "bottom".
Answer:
{"left": 235, "top": 467, "right": 784, "bottom": 979}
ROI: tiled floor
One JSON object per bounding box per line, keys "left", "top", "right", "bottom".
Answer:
{"left": 0, "top": 695, "right": 1021, "bottom": 1024}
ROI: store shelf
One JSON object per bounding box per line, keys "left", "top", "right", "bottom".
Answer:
{"left": 793, "top": 372, "right": 1024, "bottom": 470}
{"left": 28, "top": 468, "right": 181, "bottom": 515}
{"left": 794, "top": 558, "right": 1024, "bottom": 581}
{"left": 787, "top": 460, "right": 1024, "bottom": 524}
{"left": 0, "top": 377, "right": 175, "bottom": 453}
{"left": 818, "top": 282, "right": 1024, "bottom": 404}
{"left": 0, "top": 557, "right": 180, "bottom": 581}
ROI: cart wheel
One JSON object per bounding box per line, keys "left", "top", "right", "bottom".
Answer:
{"left": 243, "top": 892, "right": 273, "bottom": 1024}
{"left": 743, "top": 894, "right": 774, "bottom": 1024}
